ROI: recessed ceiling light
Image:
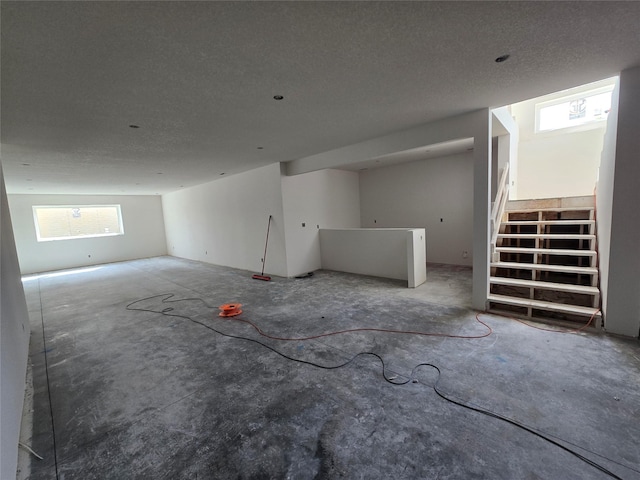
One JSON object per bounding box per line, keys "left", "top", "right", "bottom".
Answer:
{"left": 220, "top": 173, "right": 226, "bottom": 176}
{"left": 22, "top": 163, "right": 30, "bottom": 166}
{"left": 156, "top": 172, "right": 163, "bottom": 175}
{"left": 273, "top": 95, "right": 284, "bottom": 100}
{"left": 495, "top": 54, "right": 510, "bottom": 63}
{"left": 257, "top": 146, "right": 264, "bottom": 150}
{"left": 129, "top": 124, "right": 140, "bottom": 128}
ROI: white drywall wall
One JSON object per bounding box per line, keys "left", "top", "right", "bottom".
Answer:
{"left": 598, "top": 68, "right": 640, "bottom": 337}
{"left": 472, "top": 109, "right": 492, "bottom": 311}
{"left": 8, "top": 195, "right": 167, "bottom": 274}
{"left": 492, "top": 107, "right": 519, "bottom": 200}
{"left": 1, "top": 165, "right": 31, "bottom": 480}
{"left": 281, "top": 169, "right": 360, "bottom": 277}
{"left": 286, "top": 108, "right": 491, "bottom": 310}
{"left": 287, "top": 111, "right": 486, "bottom": 176}
{"left": 359, "top": 152, "right": 473, "bottom": 266}
{"left": 515, "top": 130, "right": 604, "bottom": 199}
{"left": 320, "top": 228, "right": 426, "bottom": 286}
{"left": 596, "top": 79, "right": 619, "bottom": 332}
{"left": 407, "top": 229, "right": 427, "bottom": 288}
{"left": 162, "top": 163, "right": 288, "bottom": 277}
{"left": 510, "top": 79, "right": 614, "bottom": 200}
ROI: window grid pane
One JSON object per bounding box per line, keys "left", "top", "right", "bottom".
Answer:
{"left": 33, "top": 205, "right": 124, "bottom": 241}
{"left": 536, "top": 88, "right": 613, "bottom": 133}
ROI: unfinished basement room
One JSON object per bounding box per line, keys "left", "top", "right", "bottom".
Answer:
{"left": 1, "top": 2, "right": 639, "bottom": 479}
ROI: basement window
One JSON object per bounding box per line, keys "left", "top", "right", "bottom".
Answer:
{"left": 535, "top": 84, "right": 614, "bottom": 133}
{"left": 33, "top": 205, "right": 124, "bottom": 242}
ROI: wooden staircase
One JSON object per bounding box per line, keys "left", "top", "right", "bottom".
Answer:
{"left": 488, "top": 196, "right": 602, "bottom": 328}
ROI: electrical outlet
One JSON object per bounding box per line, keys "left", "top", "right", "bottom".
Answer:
{"left": 462, "top": 251, "right": 468, "bottom": 258}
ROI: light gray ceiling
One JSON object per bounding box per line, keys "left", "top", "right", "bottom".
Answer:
{"left": 2, "top": 1, "right": 640, "bottom": 195}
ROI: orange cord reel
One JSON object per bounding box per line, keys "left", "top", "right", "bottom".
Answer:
{"left": 218, "top": 303, "right": 242, "bottom": 317}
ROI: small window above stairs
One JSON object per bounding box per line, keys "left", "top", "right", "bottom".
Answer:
{"left": 488, "top": 196, "right": 602, "bottom": 329}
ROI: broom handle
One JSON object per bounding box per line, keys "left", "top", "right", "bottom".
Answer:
{"left": 261, "top": 215, "right": 272, "bottom": 276}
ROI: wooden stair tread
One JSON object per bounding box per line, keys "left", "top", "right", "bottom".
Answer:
{"left": 495, "top": 247, "right": 597, "bottom": 256}
{"left": 497, "top": 234, "right": 595, "bottom": 240}
{"left": 491, "top": 261, "right": 598, "bottom": 275}
{"left": 506, "top": 207, "right": 594, "bottom": 213}
{"left": 504, "top": 220, "right": 594, "bottom": 225}
{"left": 492, "top": 199, "right": 602, "bottom": 320}
{"left": 488, "top": 294, "right": 599, "bottom": 316}
{"left": 490, "top": 277, "right": 599, "bottom": 294}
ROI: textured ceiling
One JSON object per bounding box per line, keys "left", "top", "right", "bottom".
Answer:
{"left": 2, "top": 1, "right": 640, "bottom": 195}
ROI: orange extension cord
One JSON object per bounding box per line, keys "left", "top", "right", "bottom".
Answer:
{"left": 505, "top": 309, "right": 600, "bottom": 334}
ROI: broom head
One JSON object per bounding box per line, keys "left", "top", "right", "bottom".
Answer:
{"left": 252, "top": 274, "right": 271, "bottom": 281}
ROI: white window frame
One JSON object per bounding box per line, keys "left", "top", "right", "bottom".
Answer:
{"left": 534, "top": 84, "right": 614, "bottom": 134}
{"left": 33, "top": 204, "right": 125, "bottom": 242}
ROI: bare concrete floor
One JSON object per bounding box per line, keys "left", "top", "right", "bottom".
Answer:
{"left": 20, "top": 256, "right": 640, "bottom": 479}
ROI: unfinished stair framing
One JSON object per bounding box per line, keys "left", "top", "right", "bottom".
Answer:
{"left": 489, "top": 197, "right": 602, "bottom": 328}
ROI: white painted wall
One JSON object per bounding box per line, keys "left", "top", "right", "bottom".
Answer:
{"left": 596, "top": 79, "right": 619, "bottom": 332}
{"left": 162, "top": 163, "right": 288, "bottom": 277}
{"left": 319, "top": 228, "right": 426, "bottom": 287}
{"left": 510, "top": 79, "right": 615, "bottom": 200}
{"left": 287, "top": 111, "right": 486, "bottom": 177}
{"left": 491, "top": 106, "right": 519, "bottom": 200}
{"left": 406, "top": 229, "right": 427, "bottom": 288}
{"left": 8, "top": 194, "right": 167, "bottom": 274}
{"left": 597, "top": 67, "right": 640, "bottom": 337}
{"left": 472, "top": 109, "right": 492, "bottom": 311}
{"left": 286, "top": 109, "right": 491, "bottom": 311}
{"left": 359, "top": 152, "right": 474, "bottom": 266}
{"left": 281, "top": 169, "right": 360, "bottom": 277}
{"left": 1, "top": 165, "right": 31, "bottom": 480}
